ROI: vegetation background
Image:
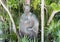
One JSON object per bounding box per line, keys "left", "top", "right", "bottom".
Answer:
{"left": 0, "top": 0, "right": 60, "bottom": 42}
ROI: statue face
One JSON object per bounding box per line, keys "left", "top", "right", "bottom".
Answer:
{"left": 24, "top": 5, "right": 30, "bottom": 13}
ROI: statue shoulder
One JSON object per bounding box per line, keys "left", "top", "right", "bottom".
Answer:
{"left": 20, "top": 13, "right": 25, "bottom": 19}
{"left": 30, "top": 12, "right": 37, "bottom": 20}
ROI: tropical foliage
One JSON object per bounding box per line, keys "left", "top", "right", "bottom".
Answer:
{"left": 0, "top": 0, "right": 60, "bottom": 42}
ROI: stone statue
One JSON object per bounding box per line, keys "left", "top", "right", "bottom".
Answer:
{"left": 19, "top": 5, "right": 39, "bottom": 38}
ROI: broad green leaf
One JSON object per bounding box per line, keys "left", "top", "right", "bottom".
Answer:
{"left": 50, "top": 3, "right": 57, "bottom": 10}
{"left": 50, "top": 3, "right": 60, "bottom": 10}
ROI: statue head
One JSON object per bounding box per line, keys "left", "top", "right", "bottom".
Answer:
{"left": 23, "top": 0, "right": 30, "bottom": 14}
{"left": 23, "top": 5, "right": 30, "bottom": 14}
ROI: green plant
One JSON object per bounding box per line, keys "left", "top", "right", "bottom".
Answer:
{"left": 45, "top": 20, "right": 60, "bottom": 42}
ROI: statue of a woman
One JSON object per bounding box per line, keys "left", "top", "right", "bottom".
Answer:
{"left": 19, "top": 0, "right": 39, "bottom": 38}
